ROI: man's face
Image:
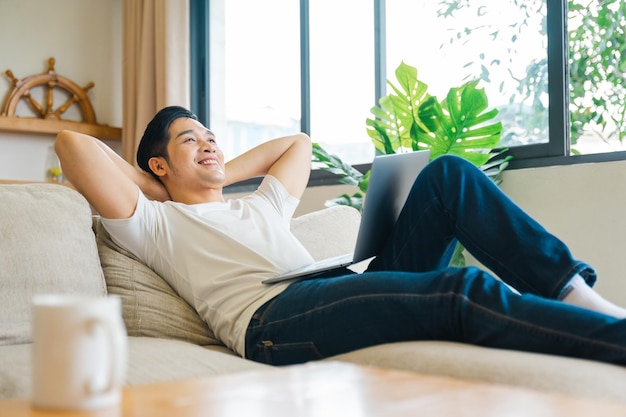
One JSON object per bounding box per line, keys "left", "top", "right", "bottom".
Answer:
{"left": 159, "top": 117, "right": 226, "bottom": 189}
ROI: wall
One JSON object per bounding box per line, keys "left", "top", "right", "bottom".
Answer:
{"left": 2, "top": 0, "right": 625, "bottom": 307}
{"left": 496, "top": 160, "right": 626, "bottom": 306}
{"left": 0, "top": 0, "right": 122, "bottom": 181}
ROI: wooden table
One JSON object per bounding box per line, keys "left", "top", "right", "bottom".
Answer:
{"left": 2, "top": 361, "right": 625, "bottom": 416}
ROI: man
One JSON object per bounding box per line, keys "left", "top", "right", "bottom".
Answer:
{"left": 56, "top": 106, "right": 626, "bottom": 366}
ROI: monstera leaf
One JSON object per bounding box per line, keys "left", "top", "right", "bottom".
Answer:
{"left": 367, "top": 62, "right": 504, "bottom": 169}
{"left": 366, "top": 61, "right": 431, "bottom": 154}
{"left": 418, "top": 80, "right": 502, "bottom": 167}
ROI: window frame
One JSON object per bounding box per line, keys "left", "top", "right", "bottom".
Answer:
{"left": 190, "top": 0, "right": 626, "bottom": 192}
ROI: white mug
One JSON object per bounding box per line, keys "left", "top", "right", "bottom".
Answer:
{"left": 31, "top": 294, "right": 127, "bottom": 410}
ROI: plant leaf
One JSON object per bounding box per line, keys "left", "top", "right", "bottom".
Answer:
{"left": 418, "top": 79, "right": 503, "bottom": 166}
{"left": 311, "top": 143, "right": 369, "bottom": 196}
{"left": 325, "top": 193, "right": 364, "bottom": 212}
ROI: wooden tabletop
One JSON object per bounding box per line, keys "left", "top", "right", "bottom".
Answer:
{"left": 2, "top": 361, "right": 625, "bottom": 417}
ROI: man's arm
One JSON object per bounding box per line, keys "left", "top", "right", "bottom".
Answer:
{"left": 54, "top": 130, "right": 169, "bottom": 219}
{"left": 224, "top": 133, "right": 312, "bottom": 199}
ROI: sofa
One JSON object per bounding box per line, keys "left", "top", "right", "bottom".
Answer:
{"left": 1, "top": 183, "right": 626, "bottom": 404}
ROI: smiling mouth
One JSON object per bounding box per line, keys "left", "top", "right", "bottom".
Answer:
{"left": 198, "top": 159, "right": 219, "bottom": 166}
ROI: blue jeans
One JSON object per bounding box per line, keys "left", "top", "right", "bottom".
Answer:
{"left": 245, "top": 155, "right": 626, "bottom": 365}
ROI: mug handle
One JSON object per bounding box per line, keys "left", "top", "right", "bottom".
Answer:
{"left": 84, "top": 317, "right": 125, "bottom": 395}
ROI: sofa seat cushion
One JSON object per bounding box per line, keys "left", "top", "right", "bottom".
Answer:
{"left": 329, "top": 341, "right": 626, "bottom": 404}
{"left": 0, "top": 343, "right": 30, "bottom": 400}
{"left": 0, "top": 337, "right": 267, "bottom": 400}
{"left": 0, "top": 184, "right": 106, "bottom": 346}
{"left": 125, "top": 337, "right": 268, "bottom": 386}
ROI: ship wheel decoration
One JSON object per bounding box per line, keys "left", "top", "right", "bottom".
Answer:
{"left": 2, "top": 57, "right": 97, "bottom": 123}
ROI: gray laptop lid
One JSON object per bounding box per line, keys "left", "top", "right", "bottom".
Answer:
{"left": 352, "top": 149, "right": 431, "bottom": 263}
{"left": 262, "top": 149, "right": 431, "bottom": 284}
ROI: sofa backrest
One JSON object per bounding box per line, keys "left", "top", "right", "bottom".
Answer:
{"left": 0, "top": 184, "right": 106, "bottom": 346}
{"left": 0, "top": 182, "right": 362, "bottom": 349}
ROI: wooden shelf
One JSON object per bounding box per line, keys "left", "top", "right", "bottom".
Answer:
{"left": 0, "top": 115, "right": 121, "bottom": 140}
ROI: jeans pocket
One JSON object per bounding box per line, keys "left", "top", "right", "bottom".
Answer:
{"left": 255, "top": 340, "right": 323, "bottom": 365}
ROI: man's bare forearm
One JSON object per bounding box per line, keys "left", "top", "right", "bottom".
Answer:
{"left": 89, "top": 138, "right": 170, "bottom": 201}
{"left": 224, "top": 133, "right": 311, "bottom": 186}
{"left": 55, "top": 130, "right": 170, "bottom": 204}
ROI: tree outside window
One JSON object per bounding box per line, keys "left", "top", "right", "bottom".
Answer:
{"left": 436, "top": 0, "right": 626, "bottom": 155}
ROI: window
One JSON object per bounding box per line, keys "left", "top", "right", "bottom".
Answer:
{"left": 191, "top": 0, "right": 375, "bottom": 166}
{"left": 196, "top": 0, "right": 300, "bottom": 161}
{"left": 308, "top": 0, "right": 375, "bottom": 163}
{"left": 191, "top": 0, "right": 626, "bottom": 176}
{"left": 386, "top": 0, "right": 551, "bottom": 151}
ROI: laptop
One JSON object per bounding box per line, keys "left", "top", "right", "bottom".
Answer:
{"left": 262, "top": 149, "right": 431, "bottom": 284}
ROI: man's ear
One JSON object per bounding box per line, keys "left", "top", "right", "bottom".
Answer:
{"left": 147, "top": 156, "right": 168, "bottom": 178}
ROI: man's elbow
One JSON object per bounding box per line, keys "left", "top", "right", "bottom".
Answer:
{"left": 54, "top": 130, "right": 77, "bottom": 155}
{"left": 296, "top": 132, "right": 312, "bottom": 151}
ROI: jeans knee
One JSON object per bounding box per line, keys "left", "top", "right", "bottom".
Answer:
{"left": 452, "top": 266, "right": 517, "bottom": 302}
{"left": 418, "top": 154, "right": 484, "bottom": 198}
{"left": 446, "top": 265, "right": 482, "bottom": 281}
{"left": 429, "top": 154, "right": 473, "bottom": 174}
{"left": 443, "top": 266, "right": 495, "bottom": 290}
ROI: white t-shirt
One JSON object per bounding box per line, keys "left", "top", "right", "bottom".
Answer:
{"left": 101, "top": 175, "right": 314, "bottom": 356}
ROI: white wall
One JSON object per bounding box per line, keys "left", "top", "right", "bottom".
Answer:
{"left": 0, "top": 0, "right": 122, "bottom": 181}
{"left": 496, "top": 161, "right": 626, "bottom": 306}
{"left": 2, "top": 0, "right": 625, "bottom": 307}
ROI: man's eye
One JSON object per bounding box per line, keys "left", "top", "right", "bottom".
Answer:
{"left": 185, "top": 137, "right": 196, "bottom": 143}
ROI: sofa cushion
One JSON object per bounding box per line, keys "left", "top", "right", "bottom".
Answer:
{"left": 0, "top": 184, "right": 106, "bottom": 346}
{"left": 95, "top": 220, "right": 223, "bottom": 346}
{"left": 290, "top": 205, "right": 360, "bottom": 261}
{"left": 125, "top": 337, "right": 268, "bottom": 386}
{"left": 0, "top": 343, "right": 30, "bottom": 399}
{"left": 0, "top": 337, "right": 267, "bottom": 400}
{"left": 330, "top": 341, "right": 626, "bottom": 404}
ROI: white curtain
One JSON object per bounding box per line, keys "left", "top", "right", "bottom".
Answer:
{"left": 122, "top": 0, "right": 190, "bottom": 164}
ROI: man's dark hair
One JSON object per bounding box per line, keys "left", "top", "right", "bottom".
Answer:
{"left": 136, "top": 106, "right": 199, "bottom": 179}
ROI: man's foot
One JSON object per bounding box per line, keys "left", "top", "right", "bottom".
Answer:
{"left": 561, "top": 274, "right": 626, "bottom": 319}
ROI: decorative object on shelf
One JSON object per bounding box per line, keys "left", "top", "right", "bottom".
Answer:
{"left": 3, "top": 57, "right": 96, "bottom": 122}
{"left": 0, "top": 57, "right": 121, "bottom": 140}
{"left": 44, "top": 145, "right": 64, "bottom": 183}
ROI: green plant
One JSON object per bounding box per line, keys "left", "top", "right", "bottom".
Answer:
{"left": 314, "top": 61, "right": 510, "bottom": 208}
{"left": 436, "top": 0, "right": 626, "bottom": 150}
{"left": 311, "top": 143, "right": 370, "bottom": 212}
{"left": 568, "top": 0, "right": 626, "bottom": 146}
{"left": 313, "top": 61, "right": 510, "bottom": 266}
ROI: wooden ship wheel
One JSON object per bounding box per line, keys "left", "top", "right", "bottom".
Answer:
{"left": 0, "top": 57, "right": 121, "bottom": 140}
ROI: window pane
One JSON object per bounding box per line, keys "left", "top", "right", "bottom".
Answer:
{"left": 386, "top": 0, "right": 549, "bottom": 150}
{"left": 209, "top": 0, "right": 300, "bottom": 160}
{"left": 309, "top": 0, "right": 376, "bottom": 164}
{"left": 568, "top": 0, "right": 626, "bottom": 154}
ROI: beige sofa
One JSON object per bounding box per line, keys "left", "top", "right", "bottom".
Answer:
{"left": 1, "top": 183, "right": 625, "bottom": 404}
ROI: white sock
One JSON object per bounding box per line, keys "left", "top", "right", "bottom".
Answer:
{"left": 561, "top": 274, "right": 626, "bottom": 319}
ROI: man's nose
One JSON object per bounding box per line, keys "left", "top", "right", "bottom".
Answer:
{"left": 200, "top": 139, "right": 216, "bottom": 151}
